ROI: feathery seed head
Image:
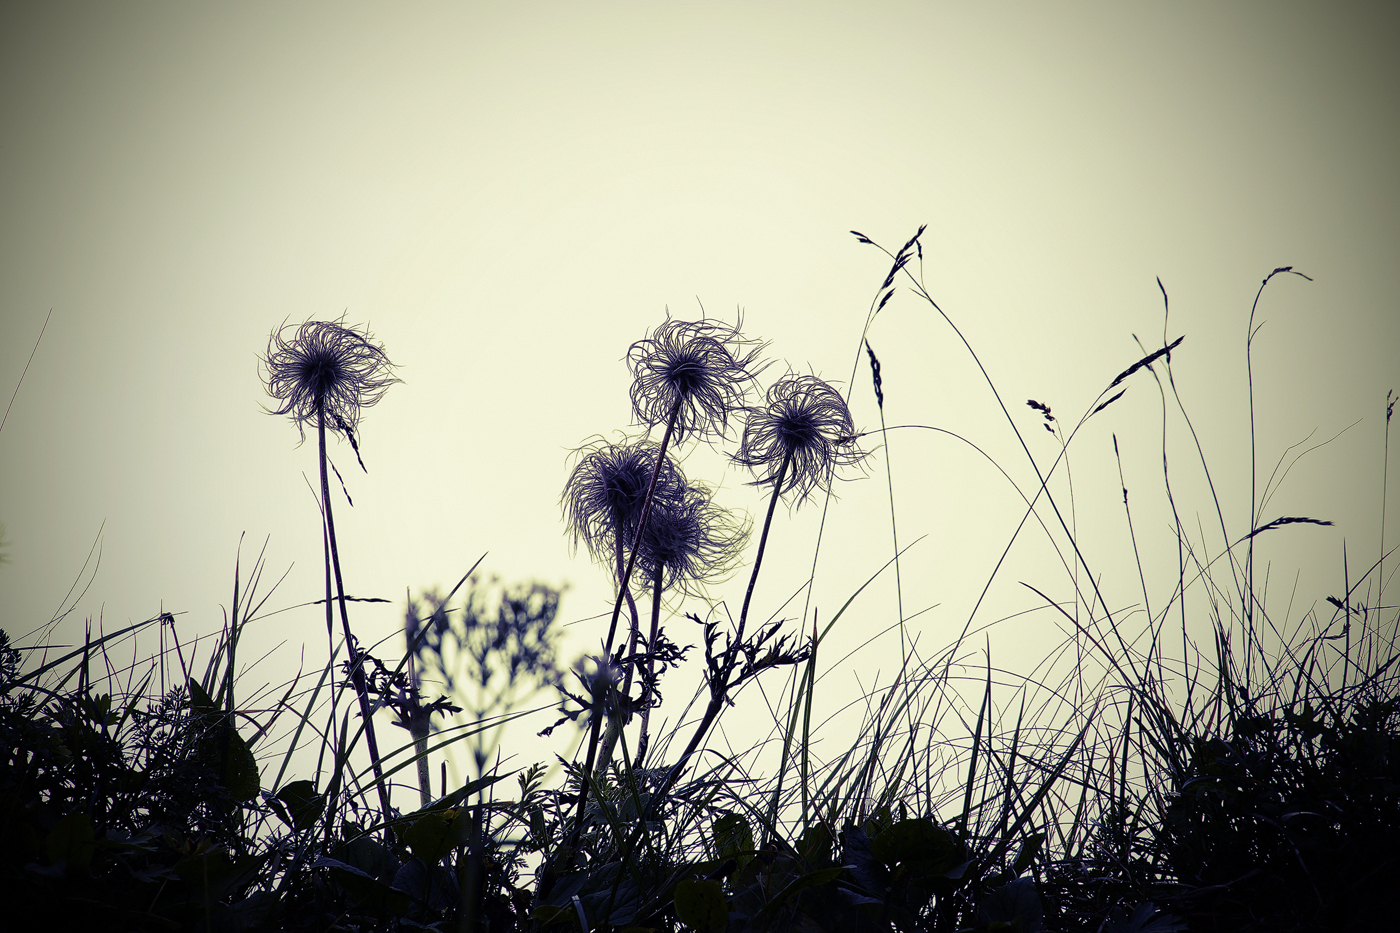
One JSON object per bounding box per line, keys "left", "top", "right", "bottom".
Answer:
{"left": 626, "top": 316, "right": 768, "bottom": 444}
{"left": 262, "top": 318, "right": 398, "bottom": 441}
{"left": 561, "top": 437, "right": 687, "bottom": 569}
{"left": 636, "top": 481, "right": 749, "bottom": 597}
{"left": 733, "top": 374, "right": 868, "bottom": 506}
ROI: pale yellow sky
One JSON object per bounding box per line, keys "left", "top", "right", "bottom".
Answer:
{"left": 2, "top": 2, "right": 1396, "bottom": 788}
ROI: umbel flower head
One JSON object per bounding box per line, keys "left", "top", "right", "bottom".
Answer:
{"left": 562, "top": 436, "right": 687, "bottom": 572}
{"left": 635, "top": 480, "right": 749, "bottom": 598}
{"left": 734, "top": 374, "right": 869, "bottom": 506}
{"left": 627, "top": 316, "right": 769, "bottom": 444}
{"left": 262, "top": 318, "right": 399, "bottom": 441}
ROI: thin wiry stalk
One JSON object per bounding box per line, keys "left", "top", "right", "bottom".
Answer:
{"left": 570, "top": 398, "right": 682, "bottom": 841}
{"left": 732, "top": 451, "right": 791, "bottom": 662}
{"left": 603, "top": 399, "right": 683, "bottom": 659}
{"left": 865, "top": 230, "right": 1167, "bottom": 683}
{"left": 318, "top": 401, "right": 391, "bottom": 820}
{"left": 635, "top": 566, "right": 664, "bottom": 768}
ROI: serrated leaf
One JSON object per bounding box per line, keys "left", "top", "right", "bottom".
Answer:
{"left": 215, "top": 725, "right": 261, "bottom": 801}
{"left": 673, "top": 878, "right": 727, "bottom": 933}
{"left": 1012, "top": 831, "right": 1045, "bottom": 876}
{"left": 798, "top": 823, "right": 833, "bottom": 866}
{"left": 331, "top": 836, "right": 399, "bottom": 884}
{"left": 1104, "top": 902, "right": 1188, "bottom": 933}
{"left": 394, "top": 858, "right": 456, "bottom": 912}
{"left": 842, "top": 825, "right": 882, "bottom": 895}
{"left": 188, "top": 677, "right": 259, "bottom": 801}
{"left": 755, "top": 866, "right": 847, "bottom": 923}
{"left": 977, "top": 877, "right": 1044, "bottom": 932}
{"left": 175, "top": 848, "right": 261, "bottom": 902}
{"left": 314, "top": 856, "right": 412, "bottom": 915}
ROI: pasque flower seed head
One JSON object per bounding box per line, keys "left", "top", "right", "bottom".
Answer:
{"left": 635, "top": 480, "right": 749, "bottom": 597}
{"left": 562, "top": 437, "right": 687, "bottom": 571}
{"left": 733, "top": 374, "right": 868, "bottom": 506}
{"left": 262, "top": 318, "right": 399, "bottom": 441}
{"left": 627, "top": 316, "right": 769, "bottom": 444}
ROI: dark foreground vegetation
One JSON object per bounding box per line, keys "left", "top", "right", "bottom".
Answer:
{"left": 3, "top": 231, "right": 1395, "bottom": 931}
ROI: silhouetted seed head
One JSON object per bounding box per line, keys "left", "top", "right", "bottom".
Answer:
{"left": 636, "top": 481, "right": 749, "bottom": 597}
{"left": 734, "top": 374, "right": 868, "bottom": 506}
{"left": 262, "top": 318, "right": 398, "bottom": 442}
{"left": 562, "top": 437, "right": 687, "bottom": 570}
{"left": 627, "top": 317, "right": 769, "bottom": 444}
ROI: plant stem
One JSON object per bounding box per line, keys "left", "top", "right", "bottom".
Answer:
{"left": 731, "top": 451, "right": 791, "bottom": 664}
{"left": 571, "top": 397, "right": 683, "bottom": 838}
{"left": 643, "top": 451, "right": 792, "bottom": 822}
{"left": 597, "top": 533, "right": 645, "bottom": 776}
{"left": 602, "top": 397, "right": 683, "bottom": 657}
{"left": 635, "top": 567, "right": 664, "bottom": 767}
{"left": 613, "top": 525, "right": 644, "bottom": 706}
{"left": 408, "top": 652, "right": 432, "bottom": 809}
{"left": 318, "top": 401, "right": 392, "bottom": 820}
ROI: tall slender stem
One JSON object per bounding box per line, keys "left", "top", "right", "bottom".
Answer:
{"left": 614, "top": 530, "right": 643, "bottom": 658}
{"left": 408, "top": 652, "right": 432, "bottom": 809}
{"left": 571, "top": 397, "right": 683, "bottom": 837}
{"left": 652, "top": 450, "right": 791, "bottom": 805}
{"left": 606, "top": 452, "right": 801, "bottom": 913}
{"left": 597, "top": 526, "right": 645, "bottom": 774}
{"left": 636, "top": 567, "right": 664, "bottom": 767}
{"left": 732, "top": 451, "right": 791, "bottom": 661}
{"left": 877, "top": 403, "right": 905, "bottom": 656}
{"left": 1382, "top": 393, "right": 1393, "bottom": 605}
{"left": 613, "top": 526, "right": 643, "bottom": 700}
{"left": 603, "top": 397, "right": 683, "bottom": 657}
{"left": 319, "top": 401, "right": 392, "bottom": 819}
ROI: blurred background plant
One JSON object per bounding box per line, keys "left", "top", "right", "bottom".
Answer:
{"left": 405, "top": 574, "right": 566, "bottom": 783}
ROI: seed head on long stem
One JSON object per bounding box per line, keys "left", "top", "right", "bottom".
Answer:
{"left": 635, "top": 481, "right": 749, "bottom": 598}
{"left": 562, "top": 436, "right": 688, "bottom": 576}
{"left": 627, "top": 316, "right": 768, "bottom": 444}
{"left": 259, "top": 315, "right": 398, "bottom": 821}
{"left": 733, "top": 374, "right": 868, "bottom": 506}
{"left": 262, "top": 317, "right": 399, "bottom": 442}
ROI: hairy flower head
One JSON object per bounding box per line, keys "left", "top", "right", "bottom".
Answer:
{"left": 627, "top": 316, "right": 768, "bottom": 444}
{"left": 635, "top": 481, "right": 749, "bottom": 597}
{"left": 733, "top": 374, "right": 868, "bottom": 505}
{"left": 262, "top": 318, "right": 399, "bottom": 441}
{"left": 562, "top": 436, "right": 687, "bottom": 571}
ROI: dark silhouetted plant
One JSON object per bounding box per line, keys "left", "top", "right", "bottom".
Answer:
{"left": 262, "top": 316, "right": 399, "bottom": 820}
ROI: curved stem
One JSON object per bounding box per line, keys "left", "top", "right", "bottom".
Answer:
{"left": 614, "top": 530, "right": 643, "bottom": 660}
{"left": 610, "top": 453, "right": 797, "bottom": 895}
{"left": 614, "top": 527, "right": 643, "bottom": 703}
{"left": 651, "top": 451, "right": 792, "bottom": 808}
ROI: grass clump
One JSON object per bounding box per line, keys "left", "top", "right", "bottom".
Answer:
{"left": 1, "top": 232, "right": 1394, "bottom": 932}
